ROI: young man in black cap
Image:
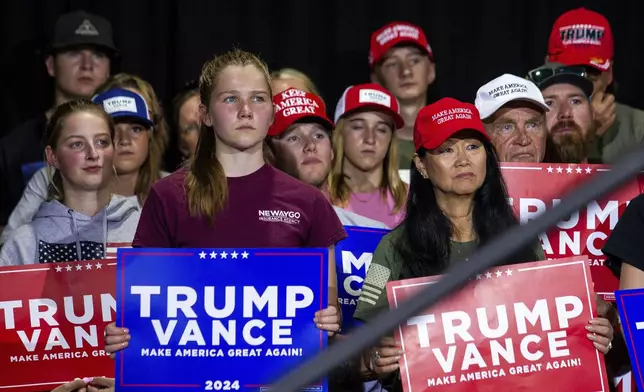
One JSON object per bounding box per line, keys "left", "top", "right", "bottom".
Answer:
{"left": 0, "top": 10, "right": 117, "bottom": 240}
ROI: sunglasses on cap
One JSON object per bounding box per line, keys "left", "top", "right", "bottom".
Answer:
{"left": 526, "top": 65, "right": 588, "bottom": 85}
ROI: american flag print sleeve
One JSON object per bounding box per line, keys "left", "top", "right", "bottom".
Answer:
{"left": 353, "top": 230, "right": 402, "bottom": 322}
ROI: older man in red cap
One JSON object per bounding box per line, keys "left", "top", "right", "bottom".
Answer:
{"left": 546, "top": 7, "right": 644, "bottom": 164}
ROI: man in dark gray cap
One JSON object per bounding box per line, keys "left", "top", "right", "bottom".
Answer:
{"left": 526, "top": 63, "right": 596, "bottom": 164}
{"left": 45, "top": 10, "right": 118, "bottom": 110}
{"left": 0, "top": 10, "right": 117, "bottom": 241}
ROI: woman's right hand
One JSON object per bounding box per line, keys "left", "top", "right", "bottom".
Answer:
{"left": 368, "top": 337, "right": 404, "bottom": 376}
{"left": 104, "top": 323, "right": 130, "bottom": 359}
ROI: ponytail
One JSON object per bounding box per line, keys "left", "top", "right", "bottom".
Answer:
{"left": 185, "top": 124, "right": 227, "bottom": 223}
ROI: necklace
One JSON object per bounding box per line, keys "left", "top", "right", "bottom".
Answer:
{"left": 451, "top": 239, "right": 477, "bottom": 262}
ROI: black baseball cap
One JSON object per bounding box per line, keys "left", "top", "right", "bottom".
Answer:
{"left": 526, "top": 62, "right": 594, "bottom": 97}
{"left": 48, "top": 10, "right": 118, "bottom": 56}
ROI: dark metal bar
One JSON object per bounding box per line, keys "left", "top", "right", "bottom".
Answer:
{"left": 272, "top": 146, "right": 644, "bottom": 392}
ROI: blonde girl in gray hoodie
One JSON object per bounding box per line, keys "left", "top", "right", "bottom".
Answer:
{"left": 0, "top": 100, "right": 140, "bottom": 266}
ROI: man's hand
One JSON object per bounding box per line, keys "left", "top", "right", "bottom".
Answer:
{"left": 591, "top": 90, "right": 616, "bottom": 137}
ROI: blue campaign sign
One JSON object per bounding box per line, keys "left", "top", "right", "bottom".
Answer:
{"left": 615, "top": 288, "right": 644, "bottom": 392}
{"left": 115, "top": 248, "right": 329, "bottom": 392}
{"left": 334, "top": 226, "right": 390, "bottom": 332}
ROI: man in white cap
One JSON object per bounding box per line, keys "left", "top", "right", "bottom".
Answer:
{"left": 475, "top": 74, "right": 550, "bottom": 162}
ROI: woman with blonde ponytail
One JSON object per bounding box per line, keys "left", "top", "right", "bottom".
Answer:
{"left": 104, "top": 49, "right": 347, "bottom": 356}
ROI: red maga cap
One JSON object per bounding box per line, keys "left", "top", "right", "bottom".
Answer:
{"left": 369, "top": 21, "right": 433, "bottom": 68}
{"left": 413, "top": 98, "right": 489, "bottom": 151}
{"left": 268, "top": 88, "right": 334, "bottom": 137}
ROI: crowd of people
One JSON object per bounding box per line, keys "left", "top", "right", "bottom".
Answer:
{"left": 1, "top": 6, "right": 643, "bottom": 392}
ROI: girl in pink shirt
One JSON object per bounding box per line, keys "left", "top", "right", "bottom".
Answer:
{"left": 328, "top": 83, "right": 408, "bottom": 228}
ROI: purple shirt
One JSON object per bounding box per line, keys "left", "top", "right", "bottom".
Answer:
{"left": 133, "top": 165, "right": 347, "bottom": 248}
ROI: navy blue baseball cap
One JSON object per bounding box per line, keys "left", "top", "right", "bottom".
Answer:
{"left": 92, "top": 88, "right": 154, "bottom": 128}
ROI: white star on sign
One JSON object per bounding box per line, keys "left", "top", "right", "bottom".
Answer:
{"left": 220, "top": 251, "right": 228, "bottom": 259}
{"left": 242, "top": 251, "right": 249, "bottom": 259}
{"left": 95, "top": 263, "right": 102, "bottom": 269}
{"left": 199, "top": 251, "right": 206, "bottom": 259}
{"left": 85, "top": 263, "right": 93, "bottom": 270}
{"left": 476, "top": 274, "right": 482, "bottom": 280}
{"left": 55, "top": 266, "right": 63, "bottom": 272}
{"left": 210, "top": 251, "right": 217, "bottom": 259}
{"left": 556, "top": 167, "right": 563, "bottom": 173}
{"left": 576, "top": 167, "right": 582, "bottom": 174}
{"left": 75, "top": 265, "right": 83, "bottom": 271}
{"left": 231, "top": 251, "right": 238, "bottom": 259}
{"left": 505, "top": 268, "right": 513, "bottom": 276}
{"left": 485, "top": 272, "right": 492, "bottom": 279}
{"left": 547, "top": 166, "right": 553, "bottom": 173}
{"left": 585, "top": 167, "right": 592, "bottom": 174}
{"left": 566, "top": 167, "right": 573, "bottom": 174}
{"left": 65, "top": 265, "right": 72, "bottom": 272}
{"left": 495, "top": 270, "right": 503, "bottom": 278}
{"left": 636, "top": 321, "right": 644, "bottom": 330}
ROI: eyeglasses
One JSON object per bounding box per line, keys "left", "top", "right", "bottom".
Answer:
{"left": 526, "top": 66, "right": 588, "bottom": 85}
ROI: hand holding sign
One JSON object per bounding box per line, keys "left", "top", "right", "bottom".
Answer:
{"left": 50, "top": 377, "right": 114, "bottom": 392}
{"left": 369, "top": 337, "right": 403, "bottom": 375}
{"left": 585, "top": 318, "right": 614, "bottom": 354}
{"left": 313, "top": 306, "right": 341, "bottom": 336}
{"left": 104, "top": 323, "right": 129, "bottom": 359}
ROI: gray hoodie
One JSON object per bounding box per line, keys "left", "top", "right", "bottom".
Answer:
{"left": 0, "top": 195, "right": 140, "bottom": 266}
{"left": 0, "top": 166, "right": 170, "bottom": 245}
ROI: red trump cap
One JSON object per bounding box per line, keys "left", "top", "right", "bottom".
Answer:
{"left": 547, "top": 8, "right": 614, "bottom": 71}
